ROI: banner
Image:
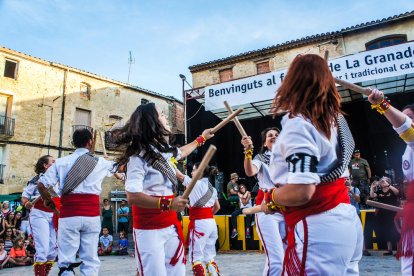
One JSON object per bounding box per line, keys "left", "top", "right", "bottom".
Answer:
{"left": 205, "top": 42, "right": 414, "bottom": 111}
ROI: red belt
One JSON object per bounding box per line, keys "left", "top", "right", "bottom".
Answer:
{"left": 34, "top": 197, "right": 61, "bottom": 230}
{"left": 60, "top": 194, "right": 100, "bottom": 218}
{"left": 282, "top": 178, "right": 350, "bottom": 276}
{"left": 34, "top": 198, "right": 54, "bottom": 213}
{"left": 186, "top": 207, "right": 214, "bottom": 246}
{"left": 132, "top": 195, "right": 185, "bottom": 265}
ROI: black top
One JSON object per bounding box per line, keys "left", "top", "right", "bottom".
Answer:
{"left": 376, "top": 188, "right": 398, "bottom": 206}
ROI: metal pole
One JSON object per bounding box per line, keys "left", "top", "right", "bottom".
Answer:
{"left": 182, "top": 79, "right": 187, "bottom": 145}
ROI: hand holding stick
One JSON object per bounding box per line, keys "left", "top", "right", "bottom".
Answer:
{"left": 366, "top": 200, "right": 403, "bottom": 212}
{"left": 210, "top": 109, "right": 243, "bottom": 134}
{"left": 242, "top": 205, "right": 262, "bottom": 215}
{"left": 182, "top": 145, "right": 217, "bottom": 199}
{"left": 98, "top": 131, "right": 108, "bottom": 157}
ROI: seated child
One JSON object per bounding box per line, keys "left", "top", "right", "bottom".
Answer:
{"left": 98, "top": 226, "right": 113, "bottom": 256}
{"left": 8, "top": 237, "right": 32, "bottom": 266}
{"left": 114, "top": 231, "right": 129, "bottom": 255}
{"left": 0, "top": 239, "right": 10, "bottom": 269}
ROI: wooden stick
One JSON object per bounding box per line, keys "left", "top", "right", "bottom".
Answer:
{"left": 91, "top": 130, "right": 97, "bottom": 154}
{"left": 366, "top": 200, "right": 403, "bottom": 212}
{"left": 242, "top": 205, "right": 262, "bottom": 215}
{"left": 182, "top": 145, "right": 217, "bottom": 199}
{"left": 324, "top": 50, "right": 371, "bottom": 96}
{"left": 223, "top": 101, "right": 247, "bottom": 137}
{"left": 99, "top": 131, "right": 107, "bottom": 156}
{"left": 210, "top": 109, "right": 243, "bottom": 134}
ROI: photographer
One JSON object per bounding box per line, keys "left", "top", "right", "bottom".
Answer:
{"left": 370, "top": 177, "right": 400, "bottom": 256}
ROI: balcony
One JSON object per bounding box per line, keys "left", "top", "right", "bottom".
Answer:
{"left": 72, "top": 125, "right": 93, "bottom": 134}
{"left": 0, "top": 115, "right": 15, "bottom": 137}
{"left": 0, "top": 164, "right": 5, "bottom": 184}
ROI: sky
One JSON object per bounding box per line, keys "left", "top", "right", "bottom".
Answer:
{"left": 0, "top": 0, "right": 413, "bottom": 99}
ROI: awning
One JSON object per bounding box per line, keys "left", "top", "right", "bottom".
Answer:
{"left": 0, "top": 193, "right": 21, "bottom": 202}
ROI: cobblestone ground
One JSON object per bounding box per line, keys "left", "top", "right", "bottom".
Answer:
{"left": 5, "top": 250, "right": 401, "bottom": 276}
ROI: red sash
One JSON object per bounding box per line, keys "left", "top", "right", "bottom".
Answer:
{"left": 60, "top": 194, "right": 100, "bottom": 218}
{"left": 34, "top": 198, "right": 54, "bottom": 213}
{"left": 34, "top": 197, "right": 61, "bottom": 230}
{"left": 132, "top": 195, "right": 185, "bottom": 265}
{"left": 397, "top": 180, "right": 414, "bottom": 259}
{"left": 282, "top": 178, "right": 350, "bottom": 276}
{"left": 255, "top": 190, "right": 264, "bottom": 205}
{"left": 186, "top": 207, "right": 214, "bottom": 246}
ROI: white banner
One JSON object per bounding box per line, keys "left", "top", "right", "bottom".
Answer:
{"left": 205, "top": 42, "right": 414, "bottom": 111}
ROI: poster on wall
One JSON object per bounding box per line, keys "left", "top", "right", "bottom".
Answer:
{"left": 204, "top": 41, "right": 414, "bottom": 111}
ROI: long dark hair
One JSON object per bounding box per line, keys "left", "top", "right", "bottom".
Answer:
{"left": 35, "top": 155, "right": 52, "bottom": 175}
{"left": 402, "top": 104, "right": 414, "bottom": 113}
{"left": 259, "top": 127, "right": 280, "bottom": 154}
{"left": 194, "top": 162, "right": 218, "bottom": 185}
{"left": 111, "top": 103, "right": 176, "bottom": 166}
{"left": 272, "top": 54, "right": 341, "bottom": 139}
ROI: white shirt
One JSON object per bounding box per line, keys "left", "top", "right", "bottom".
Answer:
{"left": 22, "top": 174, "right": 59, "bottom": 200}
{"left": 125, "top": 149, "right": 181, "bottom": 196}
{"left": 183, "top": 176, "right": 217, "bottom": 207}
{"left": 269, "top": 114, "right": 349, "bottom": 185}
{"left": 252, "top": 151, "right": 276, "bottom": 190}
{"left": 39, "top": 148, "right": 114, "bottom": 195}
{"left": 239, "top": 194, "right": 252, "bottom": 208}
{"left": 394, "top": 117, "right": 414, "bottom": 181}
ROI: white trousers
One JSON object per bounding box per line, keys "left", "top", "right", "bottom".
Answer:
{"left": 58, "top": 216, "right": 101, "bottom": 276}
{"left": 133, "top": 226, "right": 186, "bottom": 276}
{"left": 189, "top": 218, "right": 218, "bottom": 264}
{"left": 256, "top": 211, "right": 285, "bottom": 276}
{"left": 401, "top": 234, "right": 414, "bottom": 276}
{"left": 29, "top": 208, "right": 57, "bottom": 262}
{"left": 292, "top": 203, "right": 363, "bottom": 276}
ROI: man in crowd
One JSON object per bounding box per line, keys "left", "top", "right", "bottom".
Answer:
{"left": 349, "top": 149, "right": 371, "bottom": 208}
{"left": 117, "top": 200, "right": 129, "bottom": 234}
{"left": 226, "top": 173, "right": 239, "bottom": 203}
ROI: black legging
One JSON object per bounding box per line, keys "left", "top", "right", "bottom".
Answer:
{"left": 231, "top": 208, "right": 253, "bottom": 229}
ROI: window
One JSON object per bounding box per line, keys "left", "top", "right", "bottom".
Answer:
{"left": 3, "top": 59, "right": 18, "bottom": 79}
{"left": 219, "top": 68, "right": 233, "bottom": 82}
{"left": 256, "top": 61, "right": 270, "bottom": 74}
{"left": 141, "top": 98, "right": 149, "bottom": 105}
{"left": 365, "top": 35, "right": 407, "bottom": 50}
{"left": 80, "top": 83, "right": 91, "bottom": 99}
{"left": 73, "top": 108, "right": 92, "bottom": 133}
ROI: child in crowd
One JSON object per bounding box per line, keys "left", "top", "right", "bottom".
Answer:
{"left": 0, "top": 239, "right": 10, "bottom": 269}
{"left": 98, "top": 226, "right": 113, "bottom": 256}
{"left": 3, "top": 228, "right": 14, "bottom": 253}
{"left": 115, "top": 231, "right": 128, "bottom": 255}
{"left": 8, "top": 237, "right": 32, "bottom": 266}
{"left": 24, "top": 237, "right": 36, "bottom": 258}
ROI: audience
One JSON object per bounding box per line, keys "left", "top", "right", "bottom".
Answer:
{"left": 230, "top": 184, "right": 253, "bottom": 239}
{"left": 117, "top": 200, "right": 129, "bottom": 234}
{"left": 1, "top": 201, "right": 11, "bottom": 219}
{"left": 114, "top": 231, "right": 129, "bottom": 255}
{"left": 8, "top": 237, "right": 31, "bottom": 266}
{"left": 0, "top": 214, "right": 4, "bottom": 238}
{"left": 349, "top": 149, "right": 372, "bottom": 208}
{"left": 5, "top": 212, "right": 16, "bottom": 236}
{"left": 101, "top": 198, "right": 114, "bottom": 235}
{"left": 227, "top": 173, "right": 240, "bottom": 203}
{"left": 98, "top": 226, "right": 113, "bottom": 256}
{"left": 0, "top": 239, "right": 10, "bottom": 269}
{"left": 3, "top": 228, "right": 13, "bottom": 253}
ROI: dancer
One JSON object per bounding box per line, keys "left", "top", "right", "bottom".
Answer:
{"left": 368, "top": 90, "right": 414, "bottom": 275}
{"left": 113, "top": 102, "right": 213, "bottom": 276}
{"left": 21, "top": 155, "right": 59, "bottom": 276}
{"left": 269, "top": 54, "right": 362, "bottom": 275}
{"left": 37, "top": 128, "right": 121, "bottom": 276}
{"left": 176, "top": 162, "right": 220, "bottom": 276}
{"left": 241, "top": 127, "right": 285, "bottom": 276}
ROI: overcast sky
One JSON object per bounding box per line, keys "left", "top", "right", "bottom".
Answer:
{"left": 0, "top": 0, "right": 413, "bottom": 99}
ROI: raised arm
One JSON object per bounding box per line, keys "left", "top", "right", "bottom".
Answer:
{"left": 241, "top": 136, "right": 259, "bottom": 176}
{"left": 179, "top": 129, "right": 214, "bottom": 158}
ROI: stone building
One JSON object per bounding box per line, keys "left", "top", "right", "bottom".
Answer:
{"left": 0, "top": 46, "right": 183, "bottom": 198}
{"left": 185, "top": 10, "right": 414, "bottom": 189}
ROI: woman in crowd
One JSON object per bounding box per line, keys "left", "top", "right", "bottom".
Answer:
{"left": 370, "top": 177, "right": 400, "bottom": 256}
{"left": 13, "top": 211, "right": 23, "bottom": 237}
{"left": 21, "top": 155, "right": 59, "bottom": 276}
{"left": 241, "top": 127, "right": 285, "bottom": 276}
{"left": 113, "top": 102, "right": 213, "bottom": 276}
{"left": 3, "top": 228, "right": 13, "bottom": 253}
{"left": 230, "top": 184, "right": 253, "bottom": 239}
{"left": 101, "top": 198, "right": 114, "bottom": 235}
{"left": 368, "top": 91, "right": 414, "bottom": 275}
{"left": 0, "top": 212, "right": 5, "bottom": 238}
{"left": 1, "top": 201, "right": 11, "bottom": 219}
{"left": 268, "top": 54, "right": 362, "bottom": 275}
{"left": 5, "top": 212, "right": 16, "bottom": 236}
{"left": 176, "top": 162, "right": 220, "bottom": 276}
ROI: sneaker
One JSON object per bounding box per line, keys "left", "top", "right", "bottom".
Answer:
{"left": 246, "top": 228, "right": 251, "bottom": 239}
{"left": 383, "top": 251, "right": 393, "bottom": 256}
{"left": 231, "top": 229, "right": 238, "bottom": 239}
{"left": 362, "top": 250, "right": 371, "bottom": 256}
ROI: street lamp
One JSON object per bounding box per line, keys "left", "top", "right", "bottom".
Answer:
{"left": 179, "top": 74, "right": 192, "bottom": 145}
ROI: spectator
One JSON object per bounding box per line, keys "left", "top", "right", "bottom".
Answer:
{"left": 101, "top": 198, "right": 114, "bottom": 235}
{"left": 346, "top": 179, "right": 371, "bottom": 256}
{"left": 3, "top": 228, "right": 13, "bottom": 253}
{"left": 98, "top": 226, "right": 113, "bottom": 256}
{"left": 0, "top": 239, "right": 10, "bottom": 269}
{"left": 117, "top": 200, "right": 129, "bottom": 234}
{"left": 1, "top": 201, "right": 11, "bottom": 218}
{"left": 349, "top": 149, "right": 371, "bottom": 208}
{"left": 370, "top": 177, "right": 400, "bottom": 256}
{"left": 4, "top": 213, "right": 16, "bottom": 237}
{"left": 8, "top": 237, "right": 31, "bottom": 266}
{"left": 25, "top": 237, "right": 36, "bottom": 258}
{"left": 0, "top": 214, "right": 5, "bottom": 238}
{"left": 114, "top": 231, "right": 129, "bottom": 255}
{"left": 230, "top": 184, "right": 253, "bottom": 239}
{"left": 227, "top": 173, "right": 239, "bottom": 203}
{"left": 13, "top": 211, "right": 23, "bottom": 237}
